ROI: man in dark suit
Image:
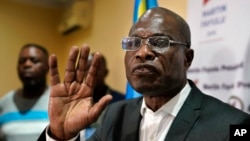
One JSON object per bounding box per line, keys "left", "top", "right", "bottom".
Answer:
{"left": 38, "top": 7, "right": 250, "bottom": 141}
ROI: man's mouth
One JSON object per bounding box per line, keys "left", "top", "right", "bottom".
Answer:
{"left": 21, "top": 71, "right": 34, "bottom": 77}
{"left": 132, "top": 64, "right": 158, "bottom": 75}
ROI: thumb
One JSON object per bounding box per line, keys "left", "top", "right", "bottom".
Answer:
{"left": 87, "top": 94, "right": 113, "bottom": 123}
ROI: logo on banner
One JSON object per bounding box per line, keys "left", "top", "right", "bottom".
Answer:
{"left": 203, "top": 0, "right": 210, "bottom": 6}
{"left": 228, "top": 96, "right": 244, "bottom": 110}
{"left": 230, "top": 125, "right": 250, "bottom": 141}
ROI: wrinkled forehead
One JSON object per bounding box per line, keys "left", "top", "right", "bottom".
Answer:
{"left": 129, "top": 9, "right": 183, "bottom": 40}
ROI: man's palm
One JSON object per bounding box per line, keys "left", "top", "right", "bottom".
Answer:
{"left": 48, "top": 45, "right": 112, "bottom": 140}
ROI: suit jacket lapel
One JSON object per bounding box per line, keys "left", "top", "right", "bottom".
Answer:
{"left": 165, "top": 81, "right": 203, "bottom": 141}
{"left": 124, "top": 98, "right": 142, "bottom": 141}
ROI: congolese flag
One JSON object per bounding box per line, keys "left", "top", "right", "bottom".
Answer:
{"left": 133, "top": 0, "right": 158, "bottom": 23}
{"left": 126, "top": 0, "right": 158, "bottom": 99}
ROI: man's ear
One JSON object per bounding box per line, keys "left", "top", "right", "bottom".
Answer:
{"left": 185, "top": 48, "right": 194, "bottom": 68}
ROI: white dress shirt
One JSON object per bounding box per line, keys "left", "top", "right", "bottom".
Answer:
{"left": 139, "top": 82, "right": 191, "bottom": 141}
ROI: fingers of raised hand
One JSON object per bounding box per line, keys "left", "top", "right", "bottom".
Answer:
{"left": 64, "top": 46, "right": 84, "bottom": 84}
{"left": 62, "top": 45, "right": 103, "bottom": 97}
{"left": 49, "top": 54, "right": 60, "bottom": 86}
{"left": 75, "top": 45, "right": 90, "bottom": 83}
{"left": 85, "top": 52, "right": 103, "bottom": 88}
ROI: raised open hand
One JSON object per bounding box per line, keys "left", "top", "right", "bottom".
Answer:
{"left": 48, "top": 45, "right": 112, "bottom": 140}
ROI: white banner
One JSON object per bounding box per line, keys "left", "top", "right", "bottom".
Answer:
{"left": 187, "top": 0, "right": 250, "bottom": 114}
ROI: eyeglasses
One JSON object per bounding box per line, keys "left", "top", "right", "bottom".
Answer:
{"left": 121, "top": 36, "right": 188, "bottom": 52}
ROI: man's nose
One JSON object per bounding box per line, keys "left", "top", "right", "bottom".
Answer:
{"left": 134, "top": 43, "right": 155, "bottom": 61}
{"left": 23, "top": 59, "right": 33, "bottom": 67}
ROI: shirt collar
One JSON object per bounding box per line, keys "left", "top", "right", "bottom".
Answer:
{"left": 140, "top": 82, "right": 191, "bottom": 117}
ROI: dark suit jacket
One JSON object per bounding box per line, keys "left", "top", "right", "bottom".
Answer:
{"left": 38, "top": 80, "right": 250, "bottom": 141}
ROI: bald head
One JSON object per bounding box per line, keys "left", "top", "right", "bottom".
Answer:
{"left": 129, "top": 7, "right": 191, "bottom": 48}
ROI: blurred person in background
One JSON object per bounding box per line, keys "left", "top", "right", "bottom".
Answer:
{"left": 0, "top": 43, "right": 50, "bottom": 141}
